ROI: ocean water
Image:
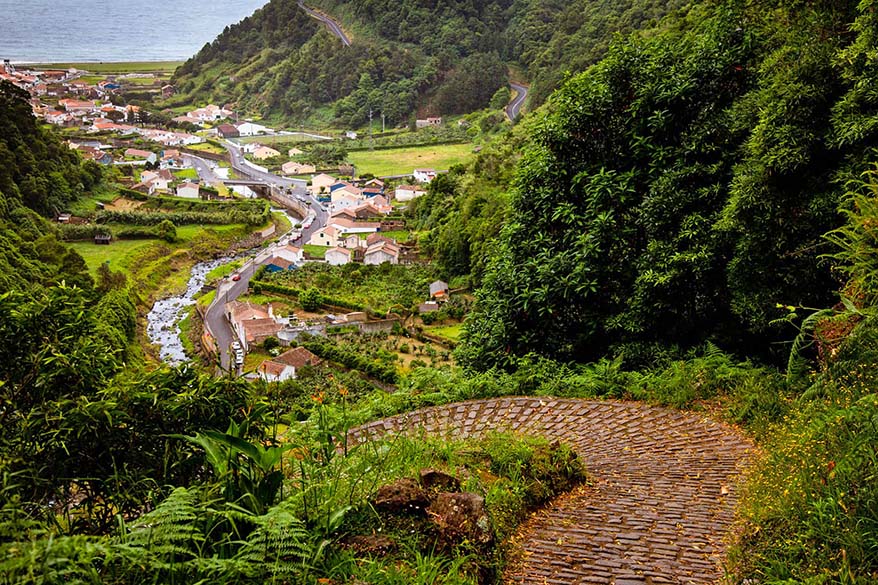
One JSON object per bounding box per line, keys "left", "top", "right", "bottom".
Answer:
{"left": 0, "top": 0, "right": 268, "bottom": 63}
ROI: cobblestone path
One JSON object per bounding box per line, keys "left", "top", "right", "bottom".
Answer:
{"left": 348, "top": 397, "right": 754, "bottom": 584}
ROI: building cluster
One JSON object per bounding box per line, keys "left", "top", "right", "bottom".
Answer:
{"left": 2, "top": 62, "right": 204, "bottom": 148}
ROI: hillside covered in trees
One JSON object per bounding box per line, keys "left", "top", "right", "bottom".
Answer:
{"left": 401, "top": 0, "right": 878, "bottom": 371}
{"left": 170, "top": 0, "right": 691, "bottom": 127}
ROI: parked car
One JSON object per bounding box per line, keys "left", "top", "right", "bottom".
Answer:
{"left": 231, "top": 274, "right": 241, "bottom": 281}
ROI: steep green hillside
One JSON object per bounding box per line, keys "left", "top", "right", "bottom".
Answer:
{"left": 0, "top": 81, "right": 104, "bottom": 290}
{"left": 448, "top": 0, "right": 878, "bottom": 369}
{"left": 170, "top": 0, "right": 690, "bottom": 127}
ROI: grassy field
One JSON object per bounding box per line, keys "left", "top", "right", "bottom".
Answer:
{"left": 69, "top": 239, "right": 156, "bottom": 275}
{"left": 173, "top": 168, "right": 198, "bottom": 180}
{"left": 237, "top": 133, "right": 334, "bottom": 145}
{"left": 186, "top": 142, "right": 227, "bottom": 155}
{"left": 304, "top": 244, "right": 328, "bottom": 259}
{"left": 70, "top": 224, "right": 249, "bottom": 277}
{"left": 347, "top": 143, "right": 474, "bottom": 177}
{"left": 427, "top": 324, "right": 464, "bottom": 342}
{"left": 27, "top": 61, "right": 183, "bottom": 74}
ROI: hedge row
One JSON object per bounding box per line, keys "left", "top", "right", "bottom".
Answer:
{"left": 58, "top": 224, "right": 111, "bottom": 241}
{"left": 95, "top": 208, "right": 267, "bottom": 227}
{"left": 141, "top": 197, "right": 267, "bottom": 214}
{"left": 303, "top": 338, "right": 398, "bottom": 384}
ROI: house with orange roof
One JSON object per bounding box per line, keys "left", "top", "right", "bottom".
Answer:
{"left": 363, "top": 240, "right": 400, "bottom": 265}
{"left": 308, "top": 225, "right": 341, "bottom": 247}
{"left": 257, "top": 347, "right": 322, "bottom": 383}
{"left": 325, "top": 247, "right": 353, "bottom": 266}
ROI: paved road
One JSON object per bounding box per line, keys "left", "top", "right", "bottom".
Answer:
{"left": 202, "top": 143, "right": 330, "bottom": 372}
{"left": 298, "top": 0, "right": 351, "bottom": 46}
{"left": 349, "top": 397, "right": 754, "bottom": 585}
{"left": 183, "top": 153, "right": 220, "bottom": 184}
{"left": 507, "top": 82, "right": 528, "bottom": 121}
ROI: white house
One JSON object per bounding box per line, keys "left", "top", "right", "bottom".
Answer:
{"left": 235, "top": 121, "right": 271, "bottom": 137}
{"left": 394, "top": 184, "right": 427, "bottom": 201}
{"left": 308, "top": 226, "right": 341, "bottom": 247}
{"left": 257, "top": 347, "right": 321, "bottom": 382}
{"left": 176, "top": 181, "right": 200, "bottom": 199}
{"left": 413, "top": 168, "right": 438, "bottom": 183}
{"left": 331, "top": 193, "right": 362, "bottom": 211}
{"left": 325, "top": 247, "right": 353, "bottom": 266}
{"left": 273, "top": 244, "right": 303, "bottom": 264}
{"left": 363, "top": 240, "right": 400, "bottom": 265}
{"left": 329, "top": 218, "right": 379, "bottom": 235}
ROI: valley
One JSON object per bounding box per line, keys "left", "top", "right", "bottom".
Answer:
{"left": 1, "top": 0, "right": 878, "bottom": 583}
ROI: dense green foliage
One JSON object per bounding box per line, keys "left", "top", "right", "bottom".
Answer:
{"left": 0, "top": 81, "right": 103, "bottom": 291}
{"left": 459, "top": 1, "right": 878, "bottom": 370}
{"left": 171, "top": 0, "right": 688, "bottom": 127}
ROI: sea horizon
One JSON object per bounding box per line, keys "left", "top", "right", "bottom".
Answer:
{"left": 0, "top": 0, "right": 267, "bottom": 64}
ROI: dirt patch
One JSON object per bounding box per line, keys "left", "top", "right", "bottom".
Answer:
{"left": 106, "top": 197, "right": 144, "bottom": 211}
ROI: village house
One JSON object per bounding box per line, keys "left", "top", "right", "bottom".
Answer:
{"left": 288, "top": 147, "right": 304, "bottom": 157}
{"left": 430, "top": 280, "right": 450, "bottom": 300}
{"left": 140, "top": 169, "right": 174, "bottom": 192}
{"left": 176, "top": 181, "right": 200, "bottom": 199}
{"left": 325, "top": 247, "right": 353, "bottom": 266}
{"left": 257, "top": 347, "right": 322, "bottom": 383}
{"left": 413, "top": 168, "right": 438, "bottom": 183}
{"left": 44, "top": 110, "right": 73, "bottom": 125}
{"left": 160, "top": 149, "right": 186, "bottom": 169}
{"left": 366, "top": 233, "right": 397, "bottom": 247}
{"left": 364, "top": 178, "right": 385, "bottom": 190}
{"left": 124, "top": 148, "right": 157, "bottom": 165}
{"left": 394, "top": 184, "right": 427, "bottom": 201}
{"left": 224, "top": 301, "right": 282, "bottom": 352}
{"left": 172, "top": 115, "right": 202, "bottom": 126}
{"left": 363, "top": 240, "right": 400, "bottom": 265}
{"left": 187, "top": 104, "right": 233, "bottom": 123}
{"left": 216, "top": 123, "right": 240, "bottom": 139}
{"left": 252, "top": 145, "right": 281, "bottom": 160}
{"left": 58, "top": 98, "right": 96, "bottom": 114}
{"left": 162, "top": 84, "right": 176, "bottom": 99}
{"left": 235, "top": 121, "right": 271, "bottom": 136}
{"left": 308, "top": 225, "right": 341, "bottom": 247}
{"left": 416, "top": 117, "right": 442, "bottom": 129}
{"left": 329, "top": 218, "right": 380, "bottom": 236}
{"left": 264, "top": 256, "right": 297, "bottom": 273}
{"left": 282, "top": 161, "right": 316, "bottom": 175}
{"left": 272, "top": 244, "right": 304, "bottom": 264}
{"left": 310, "top": 173, "right": 337, "bottom": 197}
{"left": 331, "top": 193, "right": 363, "bottom": 211}
{"left": 91, "top": 119, "right": 135, "bottom": 133}
{"left": 339, "top": 234, "right": 361, "bottom": 249}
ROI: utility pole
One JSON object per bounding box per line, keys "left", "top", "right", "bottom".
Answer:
{"left": 382, "top": 113, "right": 385, "bottom": 133}
{"left": 369, "top": 108, "right": 374, "bottom": 150}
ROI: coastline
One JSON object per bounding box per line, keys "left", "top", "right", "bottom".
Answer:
{"left": 12, "top": 61, "right": 184, "bottom": 72}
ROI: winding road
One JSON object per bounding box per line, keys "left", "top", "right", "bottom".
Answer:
{"left": 297, "top": 0, "right": 527, "bottom": 120}
{"left": 507, "top": 82, "right": 528, "bottom": 121}
{"left": 299, "top": 0, "right": 351, "bottom": 46}
{"left": 200, "top": 142, "right": 330, "bottom": 372}
{"left": 350, "top": 397, "right": 754, "bottom": 584}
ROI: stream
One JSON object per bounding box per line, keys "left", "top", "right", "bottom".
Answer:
{"left": 146, "top": 210, "right": 300, "bottom": 365}
{"left": 146, "top": 256, "right": 236, "bottom": 365}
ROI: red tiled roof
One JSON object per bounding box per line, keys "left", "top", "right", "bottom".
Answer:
{"left": 273, "top": 347, "right": 322, "bottom": 369}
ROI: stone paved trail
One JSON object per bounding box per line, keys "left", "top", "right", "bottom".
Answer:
{"left": 348, "top": 397, "right": 754, "bottom": 585}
